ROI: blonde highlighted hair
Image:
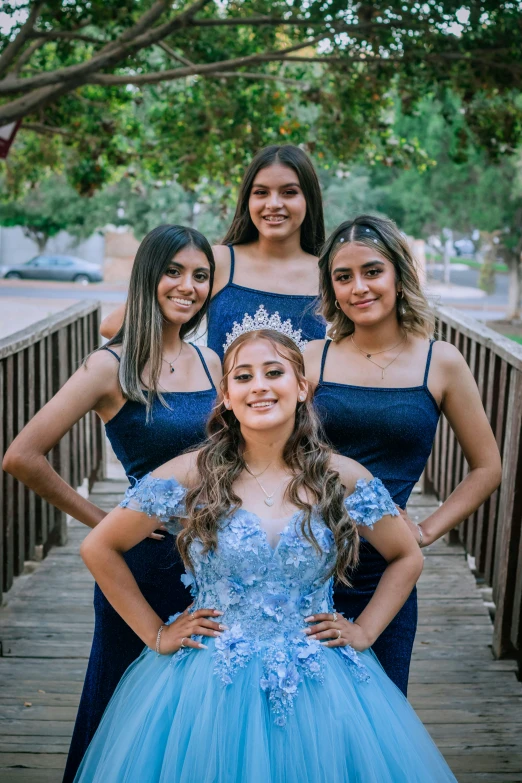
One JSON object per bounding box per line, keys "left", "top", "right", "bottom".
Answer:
{"left": 178, "top": 329, "right": 359, "bottom": 585}
{"left": 318, "top": 214, "right": 434, "bottom": 342}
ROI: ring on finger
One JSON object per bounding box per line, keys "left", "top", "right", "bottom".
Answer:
{"left": 180, "top": 637, "right": 188, "bottom": 648}
{"left": 336, "top": 629, "right": 341, "bottom": 640}
{"left": 331, "top": 612, "right": 338, "bottom": 623}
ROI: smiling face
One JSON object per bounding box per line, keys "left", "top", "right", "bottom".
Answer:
{"left": 223, "top": 336, "right": 308, "bottom": 436}
{"left": 156, "top": 245, "right": 211, "bottom": 325}
{"left": 248, "top": 163, "right": 307, "bottom": 242}
{"left": 330, "top": 242, "right": 400, "bottom": 327}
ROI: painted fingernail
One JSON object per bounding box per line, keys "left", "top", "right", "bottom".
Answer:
{"left": 309, "top": 634, "right": 316, "bottom": 640}
{"left": 218, "top": 624, "right": 228, "bottom": 630}
{"left": 320, "top": 642, "right": 330, "bottom": 646}
{"left": 198, "top": 643, "right": 208, "bottom": 649}
{"left": 304, "top": 628, "right": 311, "bottom": 634}
{"left": 214, "top": 610, "right": 224, "bottom": 615}
{"left": 213, "top": 631, "right": 222, "bottom": 636}
{"left": 304, "top": 616, "right": 313, "bottom": 622}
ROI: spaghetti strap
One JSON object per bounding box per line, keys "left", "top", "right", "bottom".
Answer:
{"left": 319, "top": 340, "right": 332, "bottom": 384}
{"left": 227, "top": 244, "right": 235, "bottom": 285}
{"left": 102, "top": 346, "right": 121, "bottom": 363}
{"left": 423, "top": 340, "right": 435, "bottom": 387}
{"left": 191, "top": 343, "right": 216, "bottom": 390}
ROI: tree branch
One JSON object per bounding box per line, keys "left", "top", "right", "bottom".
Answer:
{"left": 87, "top": 32, "right": 335, "bottom": 87}
{"left": 0, "top": 2, "right": 44, "bottom": 79}
{"left": 0, "top": 0, "right": 214, "bottom": 97}
{"left": 22, "top": 121, "right": 72, "bottom": 137}
{"left": 158, "top": 41, "right": 193, "bottom": 68}
{"left": 14, "top": 37, "right": 46, "bottom": 74}
{"left": 29, "top": 31, "right": 107, "bottom": 44}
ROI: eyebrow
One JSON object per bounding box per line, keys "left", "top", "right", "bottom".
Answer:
{"left": 167, "top": 262, "right": 209, "bottom": 272}
{"left": 233, "top": 360, "right": 286, "bottom": 370}
{"left": 251, "top": 182, "right": 301, "bottom": 189}
{"left": 332, "top": 260, "right": 386, "bottom": 273}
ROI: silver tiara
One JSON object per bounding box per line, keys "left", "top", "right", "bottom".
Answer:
{"left": 223, "top": 304, "right": 308, "bottom": 353}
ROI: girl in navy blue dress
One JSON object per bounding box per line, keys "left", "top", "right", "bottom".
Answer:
{"left": 3, "top": 225, "right": 222, "bottom": 782}
{"left": 101, "top": 145, "right": 327, "bottom": 356}
{"left": 305, "top": 214, "right": 502, "bottom": 694}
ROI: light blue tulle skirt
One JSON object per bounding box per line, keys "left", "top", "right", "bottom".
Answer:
{"left": 74, "top": 639, "right": 456, "bottom": 783}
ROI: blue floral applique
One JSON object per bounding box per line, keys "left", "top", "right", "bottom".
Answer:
{"left": 260, "top": 636, "right": 324, "bottom": 726}
{"left": 213, "top": 623, "right": 258, "bottom": 685}
{"left": 345, "top": 478, "right": 399, "bottom": 528}
{"left": 119, "top": 474, "right": 187, "bottom": 530}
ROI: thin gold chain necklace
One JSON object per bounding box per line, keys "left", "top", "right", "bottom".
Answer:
{"left": 350, "top": 333, "right": 407, "bottom": 380}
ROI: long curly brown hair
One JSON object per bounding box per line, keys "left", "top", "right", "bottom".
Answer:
{"left": 178, "top": 329, "right": 359, "bottom": 585}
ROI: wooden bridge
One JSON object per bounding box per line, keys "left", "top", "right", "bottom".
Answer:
{"left": 1, "top": 304, "right": 522, "bottom": 782}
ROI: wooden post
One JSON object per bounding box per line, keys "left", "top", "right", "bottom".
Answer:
{"left": 0, "top": 302, "right": 104, "bottom": 597}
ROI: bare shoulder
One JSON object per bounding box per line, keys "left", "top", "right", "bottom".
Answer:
{"left": 81, "top": 347, "right": 121, "bottom": 385}
{"left": 432, "top": 340, "right": 467, "bottom": 369}
{"left": 329, "top": 453, "right": 372, "bottom": 494}
{"left": 196, "top": 344, "right": 222, "bottom": 386}
{"left": 152, "top": 449, "right": 201, "bottom": 486}
{"left": 197, "top": 344, "right": 222, "bottom": 372}
{"left": 211, "top": 244, "right": 232, "bottom": 296}
{"left": 303, "top": 339, "right": 327, "bottom": 386}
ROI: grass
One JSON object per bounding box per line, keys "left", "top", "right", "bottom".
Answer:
{"left": 507, "top": 335, "right": 522, "bottom": 345}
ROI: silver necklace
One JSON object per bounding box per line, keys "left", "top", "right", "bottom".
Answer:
{"left": 244, "top": 462, "right": 288, "bottom": 507}
{"left": 162, "top": 342, "right": 183, "bottom": 373}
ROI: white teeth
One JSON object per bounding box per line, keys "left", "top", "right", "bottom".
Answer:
{"left": 168, "top": 297, "right": 192, "bottom": 306}
{"left": 263, "top": 216, "right": 286, "bottom": 222}
{"left": 250, "top": 401, "right": 276, "bottom": 408}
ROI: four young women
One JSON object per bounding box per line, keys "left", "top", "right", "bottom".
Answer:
{"left": 3, "top": 144, "right": 502, "bottom": 781}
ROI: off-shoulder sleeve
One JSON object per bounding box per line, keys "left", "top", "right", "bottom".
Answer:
{"left": 344, "top": 478, "right": 399, "bottom": 529}
{"left": 119, "top": 473, "right": 187, "bottom": 533}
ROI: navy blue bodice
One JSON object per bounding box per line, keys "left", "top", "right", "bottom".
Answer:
{"left": 313, "top": 340, "right": 440, "bottom": 509}
{"left": 104, "top": 344, "right": 216, "bottom": 483}
{"left": 206, "top": 245, "right": 326, "bottom": 360}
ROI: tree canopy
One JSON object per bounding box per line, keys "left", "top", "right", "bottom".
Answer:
{"left": 1, "top": 1, "right": 522, "bottom": 193}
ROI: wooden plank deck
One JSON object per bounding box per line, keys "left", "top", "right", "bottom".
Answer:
{"left": 1, "top": 482, "right": 522, "bottom": 782}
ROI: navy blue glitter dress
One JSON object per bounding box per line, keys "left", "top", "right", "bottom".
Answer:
{"left": 206, "top": 246, "right": 326, "bottom": 360}
{"left": 62, "top": 344, "right": 216, "bottom": 783}
{"left": 313, "top": 339, "right": 440, "bottom": 695}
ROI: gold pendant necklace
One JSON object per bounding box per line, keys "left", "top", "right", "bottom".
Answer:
{"left": 350, "top": 334, "right": 407, "bottom": 380}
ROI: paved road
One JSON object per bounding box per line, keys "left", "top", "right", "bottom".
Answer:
{"left": 0, "top": 283, "right": 126, "bottom": 303}
{"left": 427, "top": 264, "right": 509, "bottom": 309}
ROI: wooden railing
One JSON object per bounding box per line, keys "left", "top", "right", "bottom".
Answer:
{"left": 0, "top": 302, "right": 105, "bottom": 601}
{"left": 425, "top": 306, "right": 522, "bottom": 666}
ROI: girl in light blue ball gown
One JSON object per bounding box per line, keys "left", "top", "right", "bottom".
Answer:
{"left": 74, "top": 327, "right": 457, "bottom": 783}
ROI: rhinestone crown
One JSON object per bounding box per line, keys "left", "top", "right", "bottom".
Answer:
{"left": 223, "top": 304, "right": 308, "bottom": 354}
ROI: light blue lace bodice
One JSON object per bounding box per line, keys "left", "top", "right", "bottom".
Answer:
{"left": 120, "top": 474, "right": 398, "bottom": 725}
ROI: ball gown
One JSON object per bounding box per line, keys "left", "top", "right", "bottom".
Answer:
{"left": 74, "top": 474, "right": 456, "bottom": 783}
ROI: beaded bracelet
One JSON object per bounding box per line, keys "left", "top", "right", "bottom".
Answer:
{"left": 417, "top": 525, "right": 424, "bottom": 547}
{"left": 155, "top": 624, "right": 165, "bottom": 655}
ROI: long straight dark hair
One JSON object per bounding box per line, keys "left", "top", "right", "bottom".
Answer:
{"left": 106, "top": 224, "right": 215, "bottom": 416}
{"left": 222, "top": 145, "right": 325, "bottom": 256}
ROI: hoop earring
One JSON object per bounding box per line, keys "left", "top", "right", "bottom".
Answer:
{"left": 335, "top": 300, "right": 341, "bottom": 310}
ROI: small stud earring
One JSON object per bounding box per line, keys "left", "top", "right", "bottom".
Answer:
{"left": 298, "top": 393, "right": 305, "bottom": 402}
{"left": 224, "top": 401, "right": 230, "bottom": 409}
{"left": 335, "top": 300, "right": 341, "bottom": 310}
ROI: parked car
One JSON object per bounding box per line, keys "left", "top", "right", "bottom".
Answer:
{"left": 453, "top": 238, "right": 476, "bottom": 257}
{"left": 0, "top": 255, "right": 103, "bottom": 284}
